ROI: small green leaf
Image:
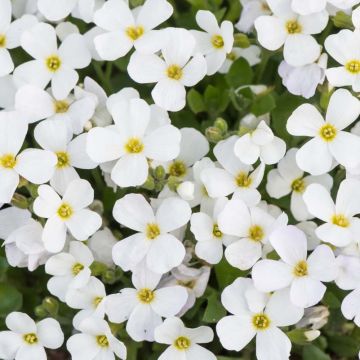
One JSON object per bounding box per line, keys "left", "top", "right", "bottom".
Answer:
{"left": 0, "top": 283, "right": 23, "bottom": 316}
{"left": 202, "top": 292, "right": 226, "bottom": 323}
{"left": 226, "top": 58, "right": 254, "bottom": 89}
{"left": 214, "top": 258, "right": 247, "bottom": 289}
{"left": 327, "top": 334, "right": 360, "bottom": 357}
{"left": 187, "top": 89, "right": 206, "bottom": 114}
{"left": 303, "top": 345, "right": 331, "bottom": 360}
{"left": 251, "top": 93, "right": 276, "bottom": 116}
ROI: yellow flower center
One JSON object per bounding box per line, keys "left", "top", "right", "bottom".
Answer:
{"left": 93, "top": 296, "right": 103, "bottom": 307}
{"left": 332, "top": 214, "right": 349, "bottom": 228}
{"left": 0, "top": 154, "right": 16, "bottom": 169}
{"left": 235, "top": 172, "right": 252, "bottom": 188}
{"left": 319, "top": 124, "right": 337, "bottom": 142}
{"left": 211, "top": 34, "right": 224, "bottom": 49}
{"left": 56, "top": 151, "right": 70, "bottom": 168}
{"left": 54, "top": 100, "right": 70, "bottom": 113}
{"left": 0, "top": 34, "right": 6, "bottom": 48}
{"left": 96, "top": 335, "right": 109, "bottom": 348}
{"left": 137, "top": 288, "right": 155, "bottom": 304}
{"left": 166, "top": 65, "right": 183, "bottom": 80}
{"left": 72, "top": 262, "right": 84, "bottom": 275}
{"left": 291, "top": 178, "right": 306, "bottom": 193}
{"left": 286, "top": 20, "right": 302, "bottom": 34}
{"left": 146, "top": 223, "right": 160, "bottom": 240}
{"left": 23, "top": 333, "right": 38, "bottom": 345}
{"left": 213, "top": 224, "right": 223, "bottom": 238}
{"left": 125, "top": 26, "right": 144, "bottom": 41}
{"left": 252, "top": 313, "right": 270, "bottom": 330}
{"left": 345, "top": 60, "right": 360, "bottom": 74}
{"left": 46, "top": 55, "right": 61, "bottom": 72}
{"left": 174, "top": 336, "right": 191, "bottom": 350}
{"left": 57, "top": 203, "right": 73, "bottom": 220}
{"left": 124, "top": 137, "right": 144, "bottom": 154}
{"left": 249, "top": 225, "right": 264, "bottom": 242}
{"left": 293, "top": 260, "right": 308, "bottom": 277}
{"left": 169, "top": 160, "right": 187, "bottom": 177}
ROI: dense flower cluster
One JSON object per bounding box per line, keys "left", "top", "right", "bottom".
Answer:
{"left": 1, "top": 0, "right": 360, "bottom": 359}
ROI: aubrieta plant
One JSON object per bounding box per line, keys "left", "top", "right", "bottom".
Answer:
{"left": 2, "top": 0, "right": 360, "bottom": 359}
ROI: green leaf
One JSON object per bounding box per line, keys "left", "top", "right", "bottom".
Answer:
{"left": 251, "top": 93, "right": 276, "bottom": 116}
{"left": 322, "top": 290, "right": 341, "bottom": 309}
{"left": 214, "top": 258, "right": 247, "bottom": 289}
{"left": 204, "top": 85, "right": 230, "bottom": 115}
{"left": 303, "top": 345, "right": 331, "bottom": 360}
{"left": 187, "top": 89, "right": 206, "bottom": 114}
{"left": 202, "top": 292, "right": 226, "bottom": 323}
{"left": 226, "top": 58, "right": 254, "bottom": 89}
{"left": 271, "top": 93, "right": 305, "bottom": 141}
{"left": 327, "top": 334, "right": 360, "bottom": 357}
{"left": 0, "top": 283, "right": 23, "bottom": 316}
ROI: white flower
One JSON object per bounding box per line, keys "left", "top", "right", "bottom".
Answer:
{"left": 201, "top": 136, "right": 265, "bottom": 206}
{"left": 218, "top": 198, "right": 281, "bottom": 270}
{"left": 325, "top": 29, "right": 360, "bottom": 91}
{"left": 87, "top": 98, "right": 181, "bottom": 187}
{"left": 88, "top": 228, "right": 117, "bottom": 267}
{"left": 219, "top": 45, "right": 261, "bottom": 74}
{"left": 303, "top": 179, "right": 360, "bottom": 247}
{"left": 38, "top": 0, "right": 104, "bottom": 22}
{"left": 190, "top": 197, "right": 237, "bottom": 264}
{"left": 161, "top": 265, "right": 210, "bottom": 316}
{"left": 14, "top": 22, "right": 91, "bottom": 99}
{"left": 234, "top": 120, "right": 286, "bottom": 165}
{"left": 0, "top": 207, "right": 49, "bottom": 271}
{"left": 236, "top": 0, "right": 271, "bottom": 33}
{"left": 112, "top": 193, "right": 191, "bottom": 273}
{"left": 287, "top": 89, "right": 360, "bottom": 175}
{"left": 67, "top": 317, "right": 126, "bottom": 360}
{"left": 34, "top": 120, "right": 97, "bottom": 194}
{"left": 216, "top": 278, "right": 303, "bottom": 359}
{"left": 128, "top": 28, "right": 207, "bottom": 111}
{"left": 278, "top": 53, "right": 327, "bottom": 99}
{"left": 0, "top": 111, "right": 57, "bottom": 204}
{"left": 45, "top": 241, "right": 94, "bottom": 301}
{"left": 0, "top": 312, "right": 63, "bottom": 360}
{"left": 94, "top": 0, "right": 173, "bottom": 60}
{"left": 252, "top": 225, "right": 338, "bottom": 308}
{"left": 33, "top": 179, "right": 102, "bottom": 253}
{"left": 0, "top": 0, "right": 38, "bottom": 76}
{"left": 105, "top": 267, "right": 188, "bottom": 341}
{"left": 266, "top": 148, "right": 333, "bottom": 221}
{"left": 292, "top": 0, "right": 360, "bottom": 15}
{"left": 255, "top": 0, "right": 328, "bottom": 66}
{"left": 191, "top": 10, "right": 234, "bottom": 75}
{"left": 154, "top": 317, "right": 216, "bottom": 360}
{"left": 15, "top": 84, "right": 96, "bottom": 134}
{"left": 66, "top": 276, "right": 107, "bottom": 329}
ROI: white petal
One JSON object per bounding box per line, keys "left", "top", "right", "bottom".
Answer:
{"left": 0, "top": 48, "right": 13, "bottom": 76}
{"left": 34, "top": 119, "right": 70, "bottom": 152}
{"left": 216, "top": 315, "right": 255, "bottom": 351}
{"left": 259, "top": 137, "right": 286, "bottom": 165}
{"left": 252, "top": 259, "right": 293, "bottom": 292}
{"left": 146, "top": 234, "right": 185, "bottom": 273}
{"left": 296, "top": 138, "right": 333, "bottom": 175}
{"left": 38, "top": 0, "right": 77, "bottom": 21}
{"left": 336, "top": 178, "right": 360, "bottom": 217}
{"left": 111, "top": 154, "right": 148, "bottom": 187}
{"left": 329, "top": 132, "right": 360, "bottom": 169}
{"left": 254, "top": 16, "right": 287, "bottom": 50}
{"left": 36, "top": 318, "right": 64, "bottom": 349}
{"left": 151, "top": 79, "right": 186, "bottom": 112}
{"left": 0, "top": 331, "right": 22, "bottom": 359}
{"left": 303, "top": 183, "right": 335, "bottom": 222}
{"left": 181, "top": 53, "right": 207, "bottom": 86}
{"left": 66, "top": 334, "right": 100, "bottom": 360}
{"left": 256, "top": 327, "right": 291, "bottom": 360}
{"left": 137, "top": 0, "right": 173, "bottom": 30}
{"left": 307, "top": 244, "right": 337, "bottom": 282}
{"left": 62, "top": 179, "right": 94, "bottom": 210}
{"left": 42, "top": 216, "right": 68, "bottom": 253}
{"left": 59, "top": 34, "right": 91, "bottom": 69}
{"left": 290, "top": 277, "right": 326, "bottom": 308}
{"left": 225, "top": 239, "right": 261, "bottom": 270}
{"left": 113, "top": 193, "right": 154, "bottom": 232}
{"left": 201, "top": 168, "right": 237, "bottom": 198}
{"left": 105, "top": 290, "right": 138, "bottom": 323}
{"left": 66, "top": 209, "right": 102, "bottom": 240}
{"left": 156, "top": 197, "right": 191, "bottom": 233}
{"left": 51, "top": 66, "right": 78, "bottom": 99}
{"left": 94, "top": 31, "right": 133, "bottom": 60}
{"left": 152, "top": 285, "right": 188, "bottom": 317}
{"left": 16, "top": 149, "right": 57, "bottom": 184}
{"left": 0, "top": 169, "right": 19, "bottom": 203}
{"left": 269, "top": 225, "right": 307, "bottom": 265}
{"left": 128, "top": 52, "right": 165, "bottom": 83}
{"left": 6, "top": 312, "right": 36, "bottom": 333}
{"left": 234, "top": 134, "right": 260, "bottom": 165}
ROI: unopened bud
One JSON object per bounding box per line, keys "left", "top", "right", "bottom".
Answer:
{"left": 234, "top": 33, "right": 251, "bottom": 48}
{"left": 42, "top": 296, "right": 59, "bottom": 316}
{"left": 214, "top": 117, "right": 228, "bottom": 134}
{"left": 177, "top": 181, "right": 195, "bottom": 201}
{"left": 154, "top": 165, "right": 166, "bottom": 180}
{"left": 205, "top": 126, "right": 223, "bottom": 143}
